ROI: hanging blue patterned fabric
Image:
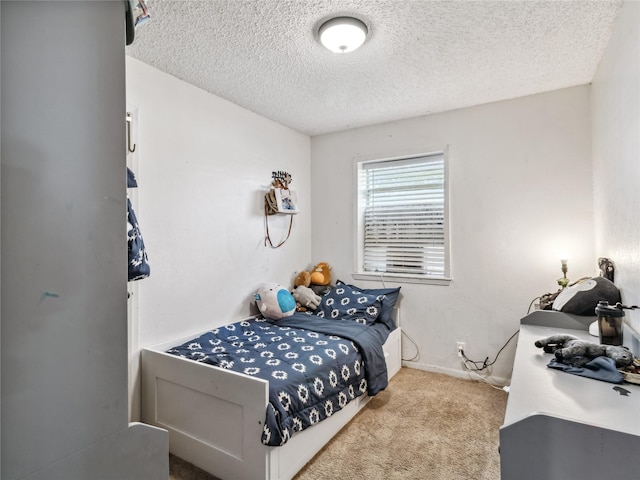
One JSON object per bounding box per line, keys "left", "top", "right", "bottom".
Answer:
{"left": 127, "top": 167, "right": 150, "bottom": 281}
{"left": 127, "top": 166, "right": 138, "bottom": 188}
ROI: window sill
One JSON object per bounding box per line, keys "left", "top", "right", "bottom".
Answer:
{"left": 351, "top": 272, "right": 452, "bottom": 286}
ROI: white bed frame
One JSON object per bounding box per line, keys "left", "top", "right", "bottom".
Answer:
{"left": 141, "top": 309, "right": 402, "bottom": 480}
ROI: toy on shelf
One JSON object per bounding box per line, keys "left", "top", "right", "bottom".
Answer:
{"left": 534, "top": 334, "right": 633, "bottom": 368}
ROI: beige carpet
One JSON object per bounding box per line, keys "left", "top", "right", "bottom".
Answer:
{"left": 169, "top": 367, "right": 507, "bottom": 480}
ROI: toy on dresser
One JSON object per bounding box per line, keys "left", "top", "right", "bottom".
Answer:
{"left": 534, "top": 334, "right": 634, "bottom": 368}
{"left": 619, "top": 357, "right": 640, "bottom": 384}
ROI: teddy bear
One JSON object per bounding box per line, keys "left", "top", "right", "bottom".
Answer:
{"left": 310, "top": 262, "right": 331, "bottom": 286}
{"left": 294, "top": 262, "right": 332, "bottom": 295}
{"left": 292, "top": 285, "right": 321, "bottom": 311}
{"left": 534, "top": 334, "right": 634, "bottom": 368}
{"left": 294, "top": 270, "right": 311, "bottom": 288}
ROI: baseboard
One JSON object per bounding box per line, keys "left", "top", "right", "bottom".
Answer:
{"left": 401, "top": 361, "right": 509, "bottom": 387}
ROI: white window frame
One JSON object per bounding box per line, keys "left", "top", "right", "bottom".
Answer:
{"left": 353, "top": 150, "right": 451, "bottom": 286}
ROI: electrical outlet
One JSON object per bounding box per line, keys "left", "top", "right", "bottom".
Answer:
{"left": 456, "top": 342, "right": 465, "bottom": 358}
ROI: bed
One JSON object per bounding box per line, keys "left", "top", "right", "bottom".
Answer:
{"left": 141, "top": 281, "right": 401, "bottom": 480}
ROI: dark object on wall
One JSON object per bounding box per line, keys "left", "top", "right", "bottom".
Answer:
{"left": 125, "top": 0, "right": 135, "bottom": 45}
{"left": 127, "top": 167, "right": 150, "bottom": 281}
{"left": 127, "top": 199, "right": 151, "bottom": 281}
{"left": 552, "top": 276, "right": 620, "bottom": 316}
{"left": 264, "top": 170, "right": 297, "bottom": 248}
{"left": 125, "top": 0, "right": 151, "bottom": 46}
{"left": 598, "top": 257, "right": 615, "bottom": 282}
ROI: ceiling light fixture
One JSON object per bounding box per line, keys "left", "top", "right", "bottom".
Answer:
{"left": 319, "top": 16, "right": 368, "bottom": 53}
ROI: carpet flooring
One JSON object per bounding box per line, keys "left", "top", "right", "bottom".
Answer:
{"left": 169, "top": 367, "right": 508, "bottom": 480}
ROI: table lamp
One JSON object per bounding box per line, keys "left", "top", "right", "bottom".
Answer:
{"left": 557, "top": 258, "right": 569, "bottom": 289}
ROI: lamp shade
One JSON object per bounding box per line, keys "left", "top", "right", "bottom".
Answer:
{"left": 319, "top": 17, "right": 368, "bottom": 53}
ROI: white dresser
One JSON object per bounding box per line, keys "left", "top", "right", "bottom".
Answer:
{"left": 500, "top": 311, "right": 640, "bottom": 479}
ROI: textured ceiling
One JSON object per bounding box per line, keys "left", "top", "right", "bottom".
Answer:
{"left": 126, "top": 0, "right": 623, "bottom": 136}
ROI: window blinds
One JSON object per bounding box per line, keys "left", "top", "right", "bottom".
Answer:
{"left": 361, "top": 153, "right": 446, "bottom": 277}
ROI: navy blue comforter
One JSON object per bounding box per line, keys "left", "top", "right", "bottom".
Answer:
{"left": 167, "top": 313, "right": 390, "bottom": 446}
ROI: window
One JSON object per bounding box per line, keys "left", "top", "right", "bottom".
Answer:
{"left": 356, "top": 152, "right": 450, "bottom": 284}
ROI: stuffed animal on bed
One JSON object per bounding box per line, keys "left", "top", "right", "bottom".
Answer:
{"left": 295, "top": 262, "right": 332, "bottom": 287}
{"left": 255, "top": 282, "right": 296, "bottom": 320}
{"left": 292, "top": 285, "right": 321, "bottom": 311}
{"left": 310, "top": 262, "right": 332, "bottom": 286}
{"left": 294, "top": 262, "right": 333, "bottom": 296}
{"left": 294, "top": 270, "right": 311, "bottom": 288}
{"left": 534, "top": 334, "right": 634, "bottom": 367}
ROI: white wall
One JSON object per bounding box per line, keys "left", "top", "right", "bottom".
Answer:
{"left": 311, "top": 86, "right": 594, "bottom": 383}
{"left": 592, "top": 1, "right": 640, "bottom": 348}
{"left": 1, "top": 2, "right": 166, "bottom": 479}
{"left": 122, "top": 3, "right": 636, "bottom": 392}
{"left": 125, "top": 57, "right": 312, "bottom": 415}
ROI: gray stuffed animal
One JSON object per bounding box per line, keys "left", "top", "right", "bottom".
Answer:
{"left": 535, "top": 334, "right": 634, "bottom": 368}
{"left": 292, "top": 285, "right": 321, "bottom": 311}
